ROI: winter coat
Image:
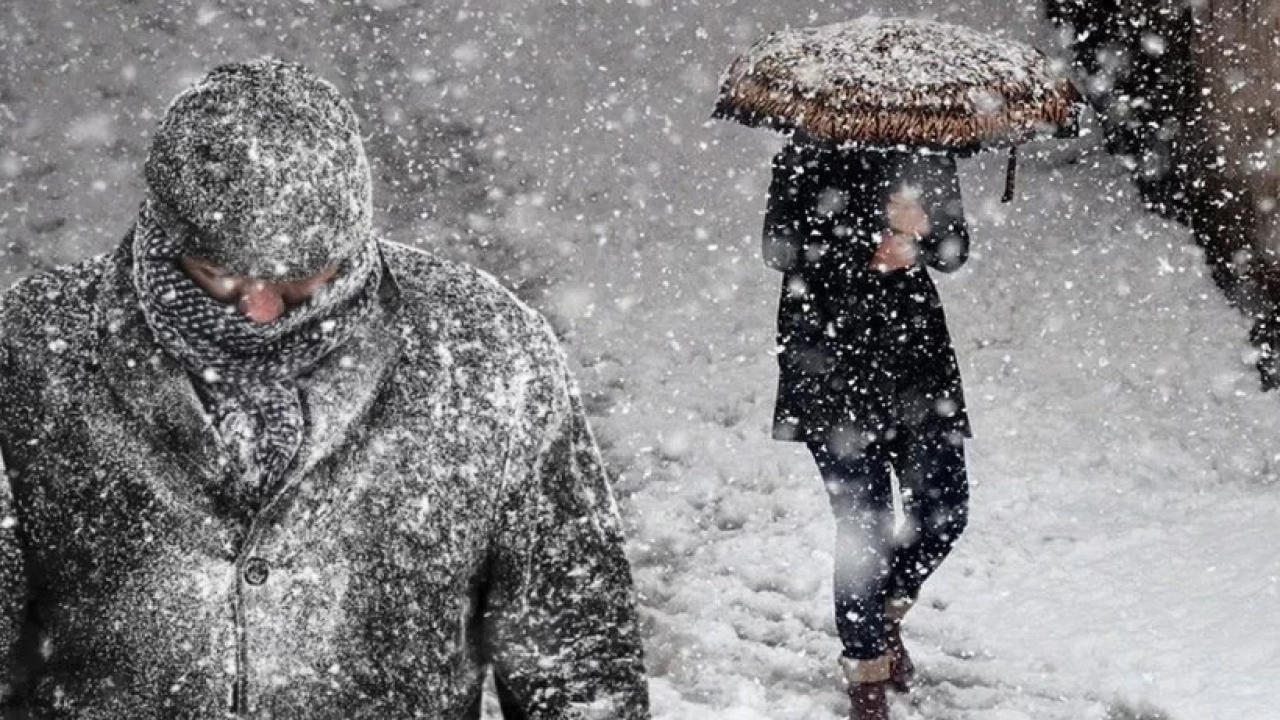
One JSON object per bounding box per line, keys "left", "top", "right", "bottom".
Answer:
{"left": 763, "top": 142, "right": 972, "bottom": 448}
{"left": 0, "top": 236, "right": 649, "bottom": 719}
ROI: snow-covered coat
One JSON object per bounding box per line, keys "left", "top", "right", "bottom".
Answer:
{"left": 764, "top": 142, "right": 972, "bottom": 447}
{"left": 0, "top": 235, "right": 649, "bottom": 719}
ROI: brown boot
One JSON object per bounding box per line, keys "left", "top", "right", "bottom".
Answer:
{"left": 840, "top": 656, "right": 891, "bottom": 720}
{"left": 884, "top": 622, "right": 914, "bottom": 693}
{"left": 884, "top": 598, "right": 915, "bottom": 693}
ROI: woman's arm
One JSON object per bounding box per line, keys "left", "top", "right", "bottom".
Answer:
{"left": 762, "top": 144, "right": 819, "bottom": 273}
{"left": 906, "top": 154, "right": 970, "bottom": 273}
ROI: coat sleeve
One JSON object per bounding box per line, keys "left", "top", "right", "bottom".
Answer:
{"left": 0, "top": 349, "right": 30, "bottom": 706}
{"left": 903, "top": 154, "right": 970, "bottom": 273}
{"left": 484, "top": 320, "right": 649, "bottom": 719}
{"left": 762, "top": 144, "right": 819, "bottom": 273}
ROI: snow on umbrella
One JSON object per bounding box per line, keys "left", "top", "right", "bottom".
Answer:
{"left": 713, "top": 16, "right": 1083, "bottom": 199}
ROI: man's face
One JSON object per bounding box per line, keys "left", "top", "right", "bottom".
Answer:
{"left": 179, "top": 257, "right": 339, "bottom": 324}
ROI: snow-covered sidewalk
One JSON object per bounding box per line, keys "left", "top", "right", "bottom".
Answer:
{"left": 563, "top": 145, "right": 1280, "bottom": 720}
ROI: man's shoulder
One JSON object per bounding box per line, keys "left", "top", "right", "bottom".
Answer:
{"left": 380, "top": 240, "right": 559, "bottom": 355}
{"left": 0, "top": 255, "right": 112, "bottom": 345}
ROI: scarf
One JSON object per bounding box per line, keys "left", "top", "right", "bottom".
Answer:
{"left": 132, "top": 199, "right": 384, "bottom": 512}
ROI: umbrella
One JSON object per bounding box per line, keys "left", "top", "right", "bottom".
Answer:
{"left": 713, "top": 16, "right": 1083, "bottom": 200}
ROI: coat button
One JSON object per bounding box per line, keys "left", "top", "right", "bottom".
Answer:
{"left": 243, "top": 558, "right": 270, "bottom": 586}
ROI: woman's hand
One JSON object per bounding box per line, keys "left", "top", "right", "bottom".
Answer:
{"left": 870, "top": 231, "right": 919, "bottom": 273}
{"left": 870, "top": 189, "right": 929, "bottom": 273}
{"left": 886, "top": 187, "right": 930, "bottom": 237}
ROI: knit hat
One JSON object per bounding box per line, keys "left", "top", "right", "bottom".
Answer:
{"left": 144, "top": 59, "right": 372, "bottom": 280}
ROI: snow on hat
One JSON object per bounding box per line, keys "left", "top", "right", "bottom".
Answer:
{"left": 144, "top": 58, "right": 372, "bottom": 279}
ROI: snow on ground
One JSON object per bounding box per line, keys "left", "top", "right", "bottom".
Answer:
{"left": 551, "top": 115, "right": 1280, "bottom": 720}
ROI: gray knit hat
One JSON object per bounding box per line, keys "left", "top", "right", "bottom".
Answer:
{"left": 144, "top": 59, "right": 372, "bottom": 279}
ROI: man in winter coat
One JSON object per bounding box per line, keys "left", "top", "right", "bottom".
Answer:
{"left": 0, "top": 59, "right": 649, "bottom": 719}
{"left": 763, "top": 141, "right": 971, "bottom": 720}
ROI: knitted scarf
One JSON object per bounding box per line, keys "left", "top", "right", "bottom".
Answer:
{"left": 132, "top": 199, "right": 384, "bottom": 512}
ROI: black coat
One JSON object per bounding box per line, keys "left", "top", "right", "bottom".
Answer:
{"left": 764, "top": 142, "right": 972, "bottom": 449}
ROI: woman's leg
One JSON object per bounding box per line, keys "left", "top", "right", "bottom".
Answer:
{"left": 885, "top": 431, "right": 969, "bottom": 604}
{"left": 808, "top": 440, "right": 897, "bottom": 661}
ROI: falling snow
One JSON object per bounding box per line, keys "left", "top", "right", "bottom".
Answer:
{"left": 2, "top": 1, "right": 1279, "bottom": 719}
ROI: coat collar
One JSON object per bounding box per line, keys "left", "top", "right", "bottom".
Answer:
{"left": 93, "top": 232, "right": 405, "bottom": 517}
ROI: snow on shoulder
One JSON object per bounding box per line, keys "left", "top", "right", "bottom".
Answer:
{"left": 377, "top": 239, "right": 565, "bottom": 362}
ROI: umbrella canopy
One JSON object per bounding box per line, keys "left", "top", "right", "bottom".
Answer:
{"left": 713, "top": 17, "right": 1082, "bottom": 153}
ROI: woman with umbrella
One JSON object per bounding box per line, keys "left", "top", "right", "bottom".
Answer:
{"left": 715, "top": 17, "right": 1080, "bottom": 720}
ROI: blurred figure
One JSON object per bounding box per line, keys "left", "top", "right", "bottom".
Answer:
{"left": 0, "top": 59, "right": 648, "bottom": 719}
{"left": 763, "top": 140, "right": 971, "bottom": 720}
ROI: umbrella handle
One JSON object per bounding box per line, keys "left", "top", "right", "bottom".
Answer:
{"left": 1002, "top": 146, "right": 1017, "bottom": 203}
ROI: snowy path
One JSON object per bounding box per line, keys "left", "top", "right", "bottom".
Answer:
{"left": 562, "top": 146, "right": 1280, "bottom": 720}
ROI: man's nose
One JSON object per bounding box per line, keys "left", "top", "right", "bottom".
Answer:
{"left": 238, "top": 281, "right": 286, "bottom": 324}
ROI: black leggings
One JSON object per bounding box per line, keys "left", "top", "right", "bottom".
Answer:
{"left": 809, "top": 429, "right": 968, "bottom": 660}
